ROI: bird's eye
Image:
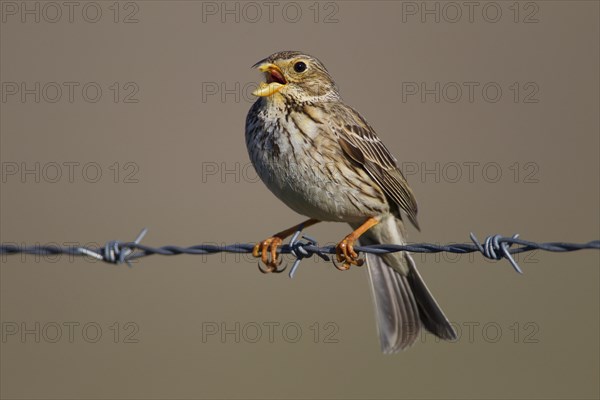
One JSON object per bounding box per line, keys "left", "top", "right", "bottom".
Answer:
{"left": 293, "top": 61, "right": 307, "bottom": 73}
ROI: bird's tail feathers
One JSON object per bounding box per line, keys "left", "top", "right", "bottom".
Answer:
{"left": 357, "top": 216, "right": 457, "bottom": 353}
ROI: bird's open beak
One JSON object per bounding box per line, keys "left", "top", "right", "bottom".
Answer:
{"left": 252, "top": 63, "right": 287, "bottom": 97}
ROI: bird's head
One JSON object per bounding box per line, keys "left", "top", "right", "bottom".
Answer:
{"left": 252, "top": 51, "right": 339, "bottom": 102}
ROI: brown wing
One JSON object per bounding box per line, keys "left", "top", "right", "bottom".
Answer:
{"left": 330, "top": 103, "right": 420, "bottom": 230}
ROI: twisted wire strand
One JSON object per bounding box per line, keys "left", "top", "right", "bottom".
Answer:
{"left": 1, "top": 228, "right": 598, "bottom": 277}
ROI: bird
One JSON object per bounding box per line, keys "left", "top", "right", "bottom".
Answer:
{"left": 245, "top": 50, "right": 457, "bottom": 352}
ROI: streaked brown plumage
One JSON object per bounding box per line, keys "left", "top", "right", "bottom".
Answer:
{"left": 245, "top": 51, "right": 456, "bottom": 352}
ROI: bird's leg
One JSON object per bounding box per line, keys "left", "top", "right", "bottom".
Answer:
{"left": 253, "top": 218, "right": 320, "bottom": 273}
{"left": 335, "top": 217, "right": 379, "bottom": 271}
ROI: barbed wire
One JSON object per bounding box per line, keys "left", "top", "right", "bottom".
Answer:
{"left": 1, "top": 228, "right": 598, "bottom": 278}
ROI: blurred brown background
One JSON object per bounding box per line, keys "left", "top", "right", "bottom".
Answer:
{"left": 1, "top": 1, "right": 598, "bottom": 399}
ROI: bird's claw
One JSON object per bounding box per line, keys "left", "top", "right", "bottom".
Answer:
{"left": 334, "top": 237, "right": 364, "bottom": 271}
{"left": 253, "top": 237, "right": 287, "bottom": 273}
{"left": 257, "top": 260, "right": 287, "bottom": 273}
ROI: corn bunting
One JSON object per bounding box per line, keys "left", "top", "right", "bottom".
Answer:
{"left": 245, "top": 51, "right": 456, "bottom": 352}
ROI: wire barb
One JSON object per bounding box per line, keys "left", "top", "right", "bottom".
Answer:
{"left": 1, "top": 229, "right": 598, "bottom": 275}
{"left": 288, "top": 232, "right": 330, "bottom": 278}
{"left": 469, "top": 233, "right": 523, "bottom": 273}
{"left": 76, "top": 228, "right": 148, "bottom": 267}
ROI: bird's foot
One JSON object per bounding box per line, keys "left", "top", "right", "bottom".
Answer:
{"left": 253, "top": 236, "right": 286, "bottom": 273}
{"left": 334, "top": 236, "right": 364, "bottom": 271}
